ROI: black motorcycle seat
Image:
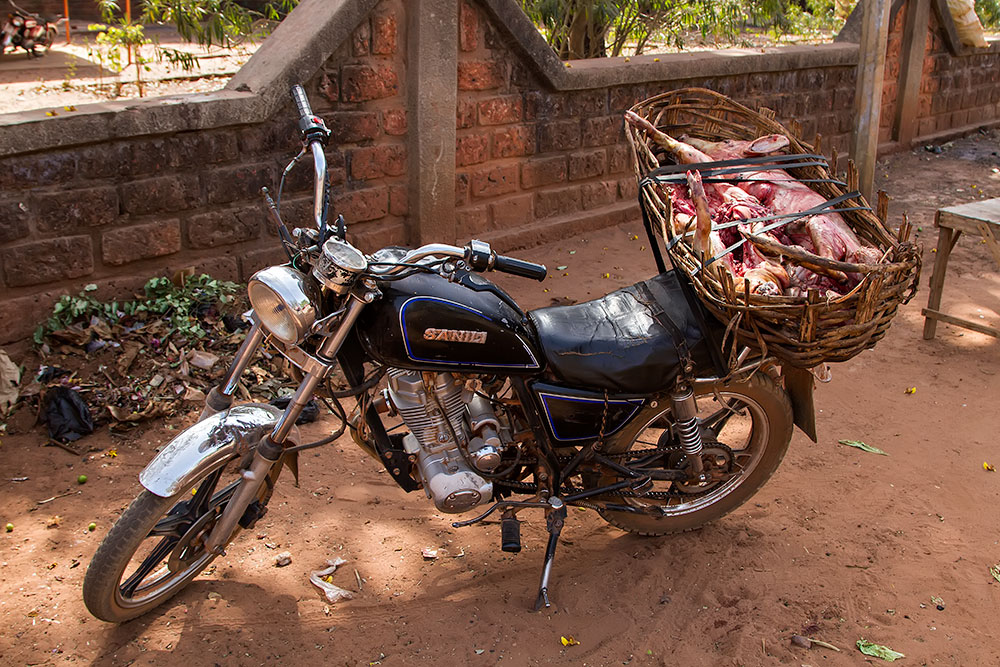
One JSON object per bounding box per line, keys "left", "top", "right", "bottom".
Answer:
{"left": 528, "top": 271, "right": 715, "bottom": 394}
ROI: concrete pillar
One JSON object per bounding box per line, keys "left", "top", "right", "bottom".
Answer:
{"left": 407, "top": 0, "right": 458, "bottom": 245}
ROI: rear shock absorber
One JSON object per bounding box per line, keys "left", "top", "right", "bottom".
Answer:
{"left": 670, "top": 385, "right": 705, "bottom": 478}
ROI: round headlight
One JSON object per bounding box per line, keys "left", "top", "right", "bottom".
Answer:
{"left": 247, "top": 266, "right": 319, "bottom": 344}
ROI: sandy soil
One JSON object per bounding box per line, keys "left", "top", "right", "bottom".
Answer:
{"left": 1, "top": 133, "right": 999, "bottom": 666}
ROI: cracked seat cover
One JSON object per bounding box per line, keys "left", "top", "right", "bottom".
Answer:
{"left": 528, "top": 272, "right": 715, "bottom": 394}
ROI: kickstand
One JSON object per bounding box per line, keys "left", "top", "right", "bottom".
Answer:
{"left": 533, "top": 498, "right": 567, "bottom": 611}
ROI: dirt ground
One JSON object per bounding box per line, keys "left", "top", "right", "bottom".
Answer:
{"left": 1, "top": 132, "right": 999, "bottom": 666}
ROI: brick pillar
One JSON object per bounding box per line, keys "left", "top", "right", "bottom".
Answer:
{"left": 407, "top": 0, "right": 458, "bottom": 245}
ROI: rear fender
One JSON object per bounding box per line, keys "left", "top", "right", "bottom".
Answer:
{"left": 139, "top": 404, "right": 288, "bottom": 498}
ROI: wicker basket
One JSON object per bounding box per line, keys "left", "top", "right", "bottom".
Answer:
{"left": 626, "top": 88, "right": 921, "bottom": 368}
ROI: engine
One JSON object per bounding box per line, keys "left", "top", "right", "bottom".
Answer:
{"left": 385, "top": 369, "right": 505, "bottom": 513}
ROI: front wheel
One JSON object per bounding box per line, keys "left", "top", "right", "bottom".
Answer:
{"left": 83, "top": 456, "right": 274, "bottom": 623}
{"left": 598, "top": 372, "right": 793, "bottom": 536}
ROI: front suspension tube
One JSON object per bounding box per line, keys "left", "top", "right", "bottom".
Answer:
{"left": 202, "top": 298, "right": 367, "bottom": 555}
{"left": 199, "top": 320, "right": 266, "bottom": 421}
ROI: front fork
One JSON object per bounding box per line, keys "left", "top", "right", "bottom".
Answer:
{"left": 201, "top": 298, "right": 367, "bottom": 555}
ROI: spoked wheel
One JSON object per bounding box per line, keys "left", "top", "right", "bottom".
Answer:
{"left": 83, "top": 457, "right": 268, "bottom": 623}
{"left": 598, "top": 373, "right": 793, "bottom": 536}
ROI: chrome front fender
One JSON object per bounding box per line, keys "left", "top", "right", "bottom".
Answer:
{"left": 139, "top": 404, "right": 285, "bottom": 498}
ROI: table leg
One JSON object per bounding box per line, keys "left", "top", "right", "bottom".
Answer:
{"left": 922, "top": 226, "right": 958, "bottom": 340}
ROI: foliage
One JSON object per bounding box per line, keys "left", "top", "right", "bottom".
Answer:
{"left": 35, "top": 274, "right": 241, "bottom": 344}
{"left": 89, "top": 1, "right": 154, "bottom": 96}
{"left": 139, "top": 0, "right": 299, "bottom": 48}
{"left": 978, "top": 0, "right": 1000, "bottom": 29}
{"left": 519, "top": 0, "right": 857, "bottom": 58}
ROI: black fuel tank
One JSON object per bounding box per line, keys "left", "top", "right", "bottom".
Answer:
{"left": 358, "top": 271, "right": 543, "bottom": 373}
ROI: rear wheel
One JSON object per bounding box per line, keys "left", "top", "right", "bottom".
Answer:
{"left": 83, "top": 457, "right": 275, "bottom": 623}
{"left": 598, "top": 373, "right": 793, "bottom": 536}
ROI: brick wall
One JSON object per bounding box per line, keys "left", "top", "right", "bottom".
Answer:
{"left": 1, "top": 0, "right": 999, "bottom": 346}
{"left": 915, "top": 9, "right": 1000, "bottom": 138}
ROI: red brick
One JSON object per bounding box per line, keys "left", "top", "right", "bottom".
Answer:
{"left": 469, "top": 164, "right": 518, "bottom": 199}
{"left": 609, "top": 84, "right": 650, "bottom": 114}
{"left": 0, "top": 199, "right": 30, "bottom": 242}
{"left": 352, "top": 20, "right": 370, "bottom": 56}
{"left": 457, "top": 101, "right": 477, "bottom": 129}
{"left": 341, "top": 64, "right": 399, "bottom": 102}
{"left": 371, "top": 11, "right": 398, "bottom": 55}
{"left": 456, "top": 173, "right": 470, "bottom": 206}
{"left": 521, "top": 156, "right": 567, "bottom": 189}
{"left": 568, "top": 149, "right": 607, "bottom": 181}
{"left": 538, "top": 119, "right": 580, "bottom": 152}
{"left": 319, "top": 71, "right": 339, "bottom": 104}
{"left": 524, "top": 91, "right": 569, "bottom": 120}
{"left": 608, "top": 145, "right": 630, "bottom": 174}
{"left": 582, "top": 115, "right": 621, "bottom": 147}
{"left": 350, "top": 221, "right": 407, "bottom": 253}
{"left": 456, "top": 206, "right": 489, "bottom": 235}
{"left": 581, "top": 181, "right": 617, "bottom": 210}
{"left": 618, "top": 178, "right": 638, "bottom": 201}
{"left": 0, "top": 152, "right": 74, "bottom": 191}
{"left": 333, "top": 186, "right": 390, "bottom": 222}
{"left": 389, "top": 184, "right": 409, "bottom": 216}
{"left": 456, "top": 133, "right": 490, "bottom": 167}
{"left": 2, "top": 236, "right": 93, "bottom": 287}
{"left": 351, "top": 145, "right": 407, "bottom": 180}
{"left": 458, "top": 61, "right": 503, "bottom": 91}
{"left": 187, "top": 206, "right": 263, "bottom": 249}
{"left": 121, "top": 175, "right": 198, "bottom": 216}
{"left": 488, "top": 193, "right": 532, "bottom": 227}
{"left": 569, "top": 90, "right": 607, "bottom": 117}
{"left": 535, "top": 186, "right": 581, "bottom": 219}
{"left": 102, "top": 220, "right": 181, "bottom": 266}
{"left": 32, "top": 186, "right": 118, "bottom": 231}
{"left": 459, "top": 1, "right": 478, "bottom": 52}
{"left": 492, "top": 125, "right": 536, "bottom": 159}
{"left": 478, "top": 96, "right": 522, "bottom": 126}
{"left": 327, "top": 111, "right": 381, "bottom": 143}
{"left": 203, "top": 163, "right": 276, "bottom": 205}
{"left": 383, "top": 109, "right": 407, "bottom": 136}
{"left": 241, "top": 247, "right": 292, "bottom": 281}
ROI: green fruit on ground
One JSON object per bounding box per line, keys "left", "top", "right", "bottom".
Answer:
{"left": 88, "top": 523, "right": 97, "bottom": 531}
{"left": 5, "top": 523, "right": 12, "bottom": 533}
{"left": 77, "top": 475, "right": 88, "bottom": 484}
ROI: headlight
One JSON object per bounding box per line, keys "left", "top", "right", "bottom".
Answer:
{"left": 247, "top": 266, "right": 319, "bottom": 344}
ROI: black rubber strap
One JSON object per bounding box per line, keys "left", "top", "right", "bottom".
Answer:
{"left": 644, "top": 152, "right": 830, "bottom": 178}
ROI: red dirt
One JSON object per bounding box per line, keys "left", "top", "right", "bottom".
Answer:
{"left": 1, "top": 133, "right": 999, "bottom": 666}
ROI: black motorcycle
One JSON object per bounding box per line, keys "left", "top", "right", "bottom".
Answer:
{"left": 83, "top": 85, "right": 816, "bottom": 622}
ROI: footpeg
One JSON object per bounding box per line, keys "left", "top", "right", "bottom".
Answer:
{"left": 501, "top": 513, "right": 522, "bottom": 553}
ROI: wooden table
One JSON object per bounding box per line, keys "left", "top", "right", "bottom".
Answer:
{"left": 922, "top": 197, "right": 1000, "bottom": 340}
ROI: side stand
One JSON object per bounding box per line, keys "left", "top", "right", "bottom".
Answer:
{"left": 533, "top": 497, "right": 567, "bottom": 611}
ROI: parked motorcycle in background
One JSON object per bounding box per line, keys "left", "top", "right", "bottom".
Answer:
{"left": 83, "top": 85, "right": 818, "bottom": 622}
{"left": 1, "top": 1, "right": 58, "bottom": 57}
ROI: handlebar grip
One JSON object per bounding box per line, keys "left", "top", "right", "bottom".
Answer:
{"left": 291, "top": 85, "right": 313, "bottom": 121}
{"left": 494, "top": 254, "right": 547, "bottom": 281}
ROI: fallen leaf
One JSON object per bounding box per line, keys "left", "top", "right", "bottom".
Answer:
{"left": 838, "top": 439, "right": 887, "bottom": 456}
{"left": 560, "top": 636, "right": 580, "bottom": 647}
{"left": 990, "top": 564, "right": 1000, "bottom": 583}
{"left": 904, "top": 387, "right": 916, "bottom": 394}
{"left": 107, "top": 448, "right": 118, "bottom": 458}
{"left": 46, "top": 515, "right": 62, "bottom": 528}
{"left": 602, "top": 273, "right": 610, "bottom": 279}
{"left": 421, "top": 547, "right": 438, "bottom": 560}
{"left": 984, "top": 462, "right": 995, "bottom": 472}
{"left": 857, "top": 639, "right": 904, "bottom": 661}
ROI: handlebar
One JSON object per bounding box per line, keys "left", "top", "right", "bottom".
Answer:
{"left": 371, "top": 241, "right": 547, "bottom": 281}
{"left": 494, "top": 254, "right": 547, "bottom": 281}
{"left": 291, "top": 84, "right": 313, "bottom": 122}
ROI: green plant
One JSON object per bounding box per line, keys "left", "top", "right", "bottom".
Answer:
{"left": 90, "top": 1, "right": 153, "bottom": 97}
{"left": 139, "top": 0, "right": 299, "bottom": 48}
{"left": 977, "top": 0, "right": 1000, "bottom": 28}
{"left": 34, "top": 274, "right": 241, "bottom": 344}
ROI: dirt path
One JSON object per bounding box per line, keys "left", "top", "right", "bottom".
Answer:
{"left": 0, "top": 134, "right": 998, "bottom": 666}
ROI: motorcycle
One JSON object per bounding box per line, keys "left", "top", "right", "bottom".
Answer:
{"left": 1, "top": 1, "right": 58, "bottom": 57}
{"left": 83, "top": 85, "right": 818, "bottom": 622}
